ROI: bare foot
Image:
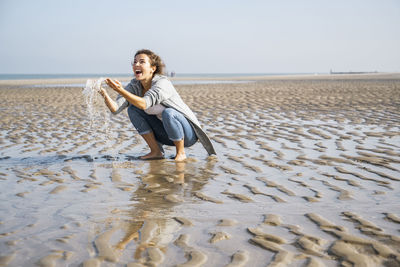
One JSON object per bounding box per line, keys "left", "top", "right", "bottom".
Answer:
{"left": 174, "top": 153, "right": 187, "bottom": 162}
{"left": 140, "top": 151, "right": 164, "bottom": 160}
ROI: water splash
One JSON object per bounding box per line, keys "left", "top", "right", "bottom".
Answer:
{"left": 82, "top": 78, "right": 113, "bottom": 149}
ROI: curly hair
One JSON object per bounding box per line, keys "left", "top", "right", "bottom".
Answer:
{"left": 134, "top": 49, "right": 165, "bottom": 76}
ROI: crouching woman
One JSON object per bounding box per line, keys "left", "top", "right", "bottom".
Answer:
{"left": 99, "top": 49, "right": 216, "bottom": 161}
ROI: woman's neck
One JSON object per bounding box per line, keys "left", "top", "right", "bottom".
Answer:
{"left": 140, "top": 78, "right": 153, "bottom": 92}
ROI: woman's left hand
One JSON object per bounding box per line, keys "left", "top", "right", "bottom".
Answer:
{"left": 105, "top": 78, "right": 123, "bottom": 93}
{"left": 105, "top": 78, "right": 146, "bottom": 110}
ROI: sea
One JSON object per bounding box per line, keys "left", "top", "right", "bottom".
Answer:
{"left": 0, "top": 73, "right": 316, "bottom": 87}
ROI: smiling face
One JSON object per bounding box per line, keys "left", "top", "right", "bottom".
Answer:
{"left": 132, "top": 54, "right": 156, "bottom": 81}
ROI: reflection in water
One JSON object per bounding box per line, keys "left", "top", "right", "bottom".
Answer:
{"left": 86, "top": 157, "right": 217, "bottom": 265}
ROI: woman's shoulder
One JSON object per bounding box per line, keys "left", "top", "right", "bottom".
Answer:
{"left": 152, "top": 75, "right": 173, "bottom": 87}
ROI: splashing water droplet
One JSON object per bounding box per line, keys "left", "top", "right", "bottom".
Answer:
{"left": 82, "top": 77, "right": 113, "bottom": 153}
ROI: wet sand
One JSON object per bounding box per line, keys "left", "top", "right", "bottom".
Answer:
{"left": 0, "top": 73, "right": 399, "bottom": 266}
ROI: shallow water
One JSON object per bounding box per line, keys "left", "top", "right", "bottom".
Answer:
{"left": 0, "top": 77, "right": 400, "bottom": 266}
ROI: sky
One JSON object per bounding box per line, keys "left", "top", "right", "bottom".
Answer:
{"left": 0, "top": 0, "right": 399, "bottom": 74}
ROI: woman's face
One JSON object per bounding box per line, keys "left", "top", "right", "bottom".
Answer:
{"left": 132, "top": 54, "right": 156, "bottom": 81}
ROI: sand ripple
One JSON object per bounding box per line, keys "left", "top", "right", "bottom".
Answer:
{"left": 0, "top": 75, "right": 399, "bottom": 266}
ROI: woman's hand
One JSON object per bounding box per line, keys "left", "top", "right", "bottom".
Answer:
{"left": 105, "top": 78, "right": 147, "bottom": 110}
{"left": 98, "top": 84, "right": 118, "bottom": 113}
{"left": 105, "top": 78, "right": 123, "bottom": 93}
{"left": 98, "top": 87, "right": 107, "bottom": 97}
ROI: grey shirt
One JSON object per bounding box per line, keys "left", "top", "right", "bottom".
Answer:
{"left": 112, "top": 75, "right": 216, "bottom": 156}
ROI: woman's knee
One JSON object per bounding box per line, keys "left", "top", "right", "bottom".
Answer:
{"left": 127, "top": 105, "right": 146, "bottom": 122}
{"left": 161, "top": 108, "right": 177, "bottom": 121}
{"left": 127, "top": 105, "right": 150, "bottom": 134}
{"left": 127, "top": 104, "right": 141, "bottom": 117}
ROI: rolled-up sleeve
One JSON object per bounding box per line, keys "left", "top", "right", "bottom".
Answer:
{"left": 112, "top": 95, "right": 129, "bottom": 115}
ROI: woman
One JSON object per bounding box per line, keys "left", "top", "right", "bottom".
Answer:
{"left": 99, "top": 49, "right": 216, "bottom": 161}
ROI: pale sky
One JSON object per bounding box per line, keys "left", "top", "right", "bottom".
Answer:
{"left": 0, "top": 0, "right": 399, "bottom": 74}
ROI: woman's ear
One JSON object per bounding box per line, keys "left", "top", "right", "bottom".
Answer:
{"left": 152, "top": 66, "right": 157, "bottom": 73}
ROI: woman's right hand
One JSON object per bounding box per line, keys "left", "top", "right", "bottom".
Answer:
{"left": 99, "top": 87, "right": 107, "bottom": 98}
{"left": 98, "top": 86, "right": 118, "bottom": 113}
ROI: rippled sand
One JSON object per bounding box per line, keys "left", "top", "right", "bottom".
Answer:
{"left": 0, "top": 74, "right": 400, "bottom": 266}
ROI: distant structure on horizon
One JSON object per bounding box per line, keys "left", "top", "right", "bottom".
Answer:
{"left": 330, "top": 69, "right": 378, "bottom": 75}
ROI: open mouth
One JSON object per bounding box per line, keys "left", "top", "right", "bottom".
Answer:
{"left": 135, "top": 70, "right": 143, "bottom": 75}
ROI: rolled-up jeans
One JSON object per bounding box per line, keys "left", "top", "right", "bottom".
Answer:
{"left": 127, "top": 105, "right": 198, "bottom": 147}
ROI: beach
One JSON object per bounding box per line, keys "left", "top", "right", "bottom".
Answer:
{"left": 0, "top": 73, "right": 399, "bottom": 266}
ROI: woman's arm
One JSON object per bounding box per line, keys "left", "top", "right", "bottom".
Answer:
{"left": 99, "top": 88, "right": 118, "bottom": 113}
{"left": 106, "top": 78, "right": 147, "bottom": 110}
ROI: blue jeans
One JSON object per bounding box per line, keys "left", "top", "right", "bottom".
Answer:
{"left": 127, "top": 105, "right": 198, "bottom": 147}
